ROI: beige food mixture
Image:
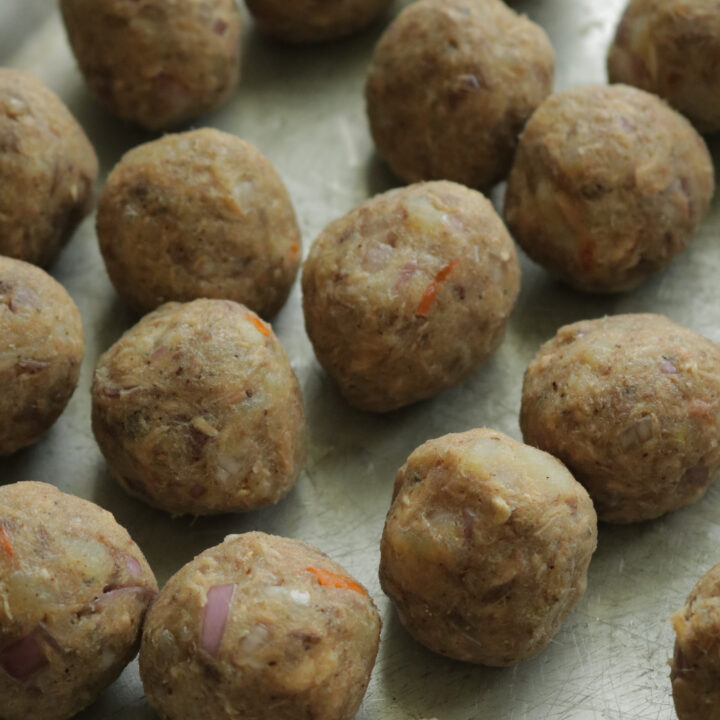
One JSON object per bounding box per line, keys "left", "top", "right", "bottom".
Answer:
{"left": 366, "top": 0, "right": 554, "bottom": 189}
{"left": 0, "top": 68, "right": 97, "bottom": 267}
{"left": 0, "top": 482, "right": 157, "bottom": 720}
{"left": 380, "top": 429, "right": 597, "bottom": 666}
{"left": 504, "top": 84, "right": 714, "bottom": 293}
{"left": 140, "top": 532, "right": 381, "bottom": 720}
{"left": 302, "top": 181, "right": 520, "bottom": 412}
{"left": 92, "top": 299, "right": 306, "bottom": 515}
{"left": 521, "top": 314, "right": 720, "bottom": 523}
{"left": 60, "top": 0, "right": 242, "bottom": 131}
{"left": 0, "top": 257, "right": 84, "bottom": 456}
{"left": 671, "top": 561, "right": 720, "bottom": 720}
{"left": 246, "top": 0, "right": 393, "bottom": 43}
{"left": 608, "top": 0, "right": 720, "bottom": 134}
{"left": 97, "top": 128, "right": 301, "bottom": 318}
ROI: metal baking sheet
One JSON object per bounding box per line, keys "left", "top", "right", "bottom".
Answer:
{"left": 3, "top": 1, "right": 720, "bottom": 718}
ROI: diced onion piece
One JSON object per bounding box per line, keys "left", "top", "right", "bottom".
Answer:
{"left": 125, "top": 555, "right": 143, "bottom": 579}
{"left": 16, "top": 359, "right": 50, "bottom": 375}
{"left": 201, "top": 584, "right": 236, "bottom": 657}
{"left": 150, "top": 346, "right": 168, "bottom": 361}
{"left": 289, "top": 589, "right": 311, "bottom": 606}
{"left": 394, "top": 261, "right": 418, "bottom": 290}
{"left": 462, "top": 509, "right": 474, "bottom": 541}
{"left": 95, "top": 585, "right": 156, "bottom": 610}
{"left": 239, "top": 623, "right": 271, "bottom": 655}
{"left": 362, "top": 242, "right": 393, "bottom": 271}
{"left": 0, "top": 631, "right": 48, "bottom": 679}
{"left": 9, "top": 286, "right": 39, "bottom": 312}
{"left": 660, "top": 360, "right": 679, "bottom": 375}
{"left": 682, "top": 464, "right": 709, "bottom": 488}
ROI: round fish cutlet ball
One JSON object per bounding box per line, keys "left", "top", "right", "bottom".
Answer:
{"left": 140, "top": 532, "right": 381, "bottom": 720}
{"left": 246, "top": 0, "right": 393, "bottom": 43}
{"left": 0, "top": 257, "right": 84, "bottom": 456}
{"left": 365, "top": 0, "right": 555, "bottom": 190}
{"left": 91, "top": 299, "right": 306, "bottom": 516}
{"left": 379, "top": 429, "right": 597, "bottom": 666}
{"left": 60, "top": 0, "right": 242, "bottom": 131}
{"left": 0, "top": 481, "right": 158, "bottom": 720}
{"left": 521, "top": 314, "right": 720, "bottom": 524}
{"left": 671, "top": 562, "right": 720, "bottom": 720}
{"left": 302, "top": 181, "right": 521, "bottom": 413}
{"left": 97, "top": 128, "right": 301, "bottom": 318}
{"left": 0, "top": 69, "right": 98, "bottom": 267}
{"left": 504, "top": 84, "right": 714, "bottom": 293}
{"left": 608, "top": 0, "right": 720, "bottom": 135}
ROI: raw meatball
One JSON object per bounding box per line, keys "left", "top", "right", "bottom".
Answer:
{"left": 60, "top": 0, "right": 242, "bottom": 131}
{"left": 379, "top": 429, "right": 597, "bottom": 666}
{"left": 366, "top": 0, "right": 554, "bottom": 189}
{"left": 140, "top": 532, "right": 381, "bottom": 720}
{"left": 97, "top": 128, "right": 301, "bottom": 318}
{"left": 0, "top": 481, "right": 157, "bottom": 720}
{"left": 0, "top": 257, "right": 84, "bottom": 455}
{"left": 246, "top": 0, "right": 393, "bottom": 43}
{"left": 608, "top": 0, "right": 720, "bottom": 134}
{"left": 671, "top": 562, "right": 720, "bottom": 720}
{"left": 521, "top": 314, "right": 720, "bottom": 523}
{"left": 302, "top": 181, "right": 521, "bottom": 413}
{"left": 0, "top": 69, "right": 97, "bottom": 267}
{"left": 92, "top": 299, "right": 306, "bottom": 515}
{"left": 504, "top": 84, "right": 714, "bottom": 293}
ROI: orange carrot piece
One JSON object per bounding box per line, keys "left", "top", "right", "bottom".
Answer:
{"left": 0, "top": 528, "right": 14, "bottom": 557}
{"left": 689, "top": 402, "right": 716, "bottom": 425}
{"left": 246, "top": 314, "right": 271, "bottom": 336}
{"left": 416, "top": 259, "right": 460, "bottom": 318}
{"left": 289, "top": 241, "right": 300, "bottom": 262}
{"left": 306, "top": 567, "right": 367, "bottom": 595}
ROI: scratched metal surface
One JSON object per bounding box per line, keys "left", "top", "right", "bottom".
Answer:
{"left": 3, "top": 0, "right": 720, "bottom": 718}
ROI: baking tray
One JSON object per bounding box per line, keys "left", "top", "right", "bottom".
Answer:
{"left": 3, "top": 1, "right": 720, "bottom": 718}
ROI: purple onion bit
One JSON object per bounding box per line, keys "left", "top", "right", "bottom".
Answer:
{"left": 0, "top": 629, "right": 50, "bottom": 680}
{"left": 15, "top": 359, "right": 50, "bottom": 376}
{"left": 200, "top": 584, "right": 236, "bottom": 657}
{"left": 9, "top": 286, "right": 39, "bottom": 313}
{"left": 462, "top": 509, "right": 474, "bottom": 542}
{"left": 94, "top": 586, "right": 157, "bottom": 610}
{"left": 619, "top": 116, "right": 635, "bottom": 132}
{"left": 682, "top": 464, "right": 710, "bottom": 489}
{"left": 125, "top": 554, "right": 143, "bottom": 580}
{"left": 394, "top": 262, "right": 418, "bottom": 290}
